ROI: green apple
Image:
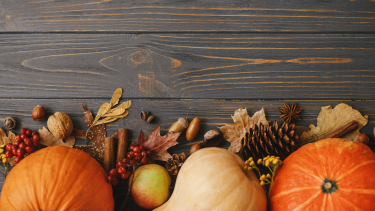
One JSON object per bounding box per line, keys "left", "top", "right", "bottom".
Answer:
{"left": 130, "top": 164, "right": 171, "bottom": 209}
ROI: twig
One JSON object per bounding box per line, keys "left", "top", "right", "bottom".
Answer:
{"left": 120, "top": 165, "right": 135, "bottom": 211}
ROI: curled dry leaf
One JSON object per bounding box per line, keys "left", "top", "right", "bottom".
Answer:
{"left": 300, "top": 103, "right": 368, "bottom": 143}
{"left": 39, "top": 127, "right": 75, "bottom": 147}
{"left": 219, "top": 108, "right": 269, "bottom": 153}
{"left": 0, "top": 129, "right": 16, "bottom": 166}
{"left": 137, "top": 125, "right": 180, "bottom": 162}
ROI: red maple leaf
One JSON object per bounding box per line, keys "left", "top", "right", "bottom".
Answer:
{"left": 138, "top": 125, "right": 180, "bottom": 161}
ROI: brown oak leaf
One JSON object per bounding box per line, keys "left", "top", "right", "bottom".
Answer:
{"left": 0, "top": 129, "right": 16, "bottom": 166}
{"left": 219, "top": 108, "right": 269, "bottom": 153}
{"left": 39, "top": 127, "right": 75, "bottom": 147}
{"left": 138, "top": 125, "right": 180, "bottom": 161}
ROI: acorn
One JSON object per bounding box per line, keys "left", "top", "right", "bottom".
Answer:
{"left": 186, "top": 117, "right": 201, "bottom": 141}
{"left": 169, "top": 108, "right": 191, "bottom": 133}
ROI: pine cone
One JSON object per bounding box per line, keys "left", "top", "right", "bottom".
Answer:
{"left": 166, "top": 152, "right": 187, "bottom": 177}
{"left": 241, "top": 121, "right": 299, "bottom": 161}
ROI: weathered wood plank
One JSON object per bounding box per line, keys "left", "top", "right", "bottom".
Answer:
{"left": 0, "top": 33, "right": 374, "bottom": 99}
{"left": 0, "top": 0, "right": 374, "bottom": 32}
{"left": 0, "top": 98, "right": 374, "bottom": 209}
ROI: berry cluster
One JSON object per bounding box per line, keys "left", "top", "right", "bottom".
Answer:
{"left": 0, "top": 145, "right": 8, "bottom": 165}
{"left": 107, "top": 143, "right": 152, "bottom": 186}
{"left": 5, "top": 128, "right": 40, "bottom": 164}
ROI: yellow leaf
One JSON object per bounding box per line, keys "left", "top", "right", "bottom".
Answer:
{"left": 102, "top": 108, "right": 125, "bottom": 117}
{"left": 300, "top": 103, "right": 368, "bottom": 143}
{"left": 91, "top": 88, "right": 123, "bottom": 127}
{"left": 92, "top": 110, "right": 129, "bottom": 127}
{"left": 104, "top": 101, "right": 132, "bottom": 116}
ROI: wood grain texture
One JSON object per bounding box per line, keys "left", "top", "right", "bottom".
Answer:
{"left": 0, "top": 33, "right": 374, "bottom": 99}
{"left": 0, "top": 0, "right": 375, "bottom": 32}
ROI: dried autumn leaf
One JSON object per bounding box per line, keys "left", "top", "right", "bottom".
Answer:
{"left": 0, "top": 129, "right": 16, "bottom": 166}
{"left": 300, "top": 103, "right": 368, "bottom": 142}
{"left": 91, "top": 110, "right": 129, "bottom": 127}
{"left": 39, "top": 127, "right": 75, "bottom": 147}
{"left": 91, "top": 88, "right": 123, "bottom": 128}
{"left": 101, "top": 108, "right": 125, "bottom": 117}
{"left": 139, "top": 125, "right": 180, "bottom": 161}
{"left": 105, "top": 101, "right": 132, "bottom": 115}
{"left": 219, "top": 108, "right": 269, "bottom": 153}
{"left": 74, "top": 103, "right": 107, "bottom": 166}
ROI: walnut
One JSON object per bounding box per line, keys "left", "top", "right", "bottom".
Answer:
{"left": 47, "top": 112, "right": 73, "bottom": 139}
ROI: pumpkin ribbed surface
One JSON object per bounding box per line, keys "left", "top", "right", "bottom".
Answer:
{"left": 270, "top": 138, "right": 375, "bottom": 211}
{"left": 0, "top": 146, "right": 114, "bottom": 211}
{"left": 154, "top": 147, "right": 267, "bottom": 211}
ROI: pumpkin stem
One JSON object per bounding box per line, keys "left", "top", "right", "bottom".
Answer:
{"left": 322, "top": 179, "right": 338, "bottom": 193}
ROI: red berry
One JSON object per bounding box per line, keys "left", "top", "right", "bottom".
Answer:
{"left": 32, "top": 131, "right": 38, "bottom": 137}
{"left": 11, "top": 144, "right": 18, "bottom": 151}
{"left": 126, "top": 151, "right": 134, "bottom": 159}
{"left": 25, "top": 145, "right": 34, "bottom": 153}
{"left": 134, "top": 152, "right": 140, "bottom": 157}
{"left": 140, "top": 145, "right": 145, "bottom": 151}
{"left": 20, "top": 134, "right": 27, "bottom": 140}
{"left": 5, "top": 151, "right": 13, "bottom": 158}
{"left": 16, "top": 135, "right": 22, "bottom": 141}
{"left": 20, "top": 128, "right": 27, "bottom": 135}
{"left": 19, "top": 142, "right": 26, "bottom": 149}
{"left": 121, "top": 171, "right": 132, "bottom": 179}
{"left": 33, "top": 135, "right": 40, "bottom": 141}
{"left": 146, "top": 150, "right": 152, "bottom": 157}
{"left": 14, "top": 155, "right": 23, "bottom": 163}
{"left": 17, "top": 148, "right": 26, "bottom": 157}
{"left": 14, "top": 140, "right": 22, "bottom": 147}
{"left": 129, "top": 143, "right": 135, "bottom": 151}
{"left": 12, "top": 148, "right": 18, "bottom": 156}
{"left": 116, "top": 161, "right": 124, "bottom": 168}
{"left": 133, "top": 146, "right": 140, "bottom": 153}
{"left": 109, "top": 169, "right": 118, "bottom": 176}
{"left": 107, "top": 175, "right": 118, "bottom": 186}
{"left": 24, "top": 138, "right": 32, "bottom": 146}
{"left": 118, "top": 166, "right": 126, "bottom": 175}
{"left": 26, "top": 129, "right": 32, "bottom": 137}
{"left": 122, "top": 158, "right": 128, "bottom": 164}
{"left": 32, "top": 139, "right": 40, "bottom": 147}
{"left": 141, "top": 151, "right": 146, "bottom": 157}
{"left": 141, "top": 157, "right": 149, "bottom": 165}
{"left": 5, "top": 143, "right": 12, "bottom": 151}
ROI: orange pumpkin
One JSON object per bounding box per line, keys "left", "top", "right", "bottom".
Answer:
{"left": 0, "top": 146, "right": 114, "bottom": 211}
{"left": 270, "top": 138, "right": 375, "bottom": 210}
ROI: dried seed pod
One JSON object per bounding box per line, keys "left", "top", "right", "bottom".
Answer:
{"left": 141, "top": 111, "right": 149, "bottom": 121}
{"left": 3, "top": 116, "right": 16, "bottom": 130}
{"left": 146, "top": 115, "right": 155, "bottom": 123}
{"left": 186, "top": 117, "right": 201, "bottom": 141}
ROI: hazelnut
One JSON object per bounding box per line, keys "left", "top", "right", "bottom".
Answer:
{"left": 47, "top": 112, "right": 73, "bottom": 139}
{"left": 141, "top": 111, "right": 149, "bottom": 121}
{"left": 32, "top": 105, "right": 47, "bottom": 121}
{"left": 203, "top": 130, "right": 223, "bottom": 147}
{"left": 190, "top": 143, "right": 202, "bottom": 155}
{"left": 354, "top": 133, "right": 369, "bottom": 145}
{"left": 3, "top": 116, "right": 16, "bottom": 130}
{"left": 146, "top": 115, "right": 155, "bottom": 123}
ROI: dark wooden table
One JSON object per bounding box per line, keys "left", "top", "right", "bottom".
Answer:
{"left": 1, "top": 0, "right": 375, "bottom": 210}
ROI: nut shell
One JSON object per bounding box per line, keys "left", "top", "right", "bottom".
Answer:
{"left": 189, "top": 143, "right": 201, "bottom": 155}
{"left": 32, "top": 105, "right": 47, "bottom": 121}
{"left": 203, "top": 130, "right": 223, "bottom": 147}
{"left": 3, "top": 116, "right": 16, "bottom": 130}
{"left": 47, "top": 112, "right": 73, "bottom": 139}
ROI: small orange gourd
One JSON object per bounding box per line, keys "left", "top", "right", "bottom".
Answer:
{"left": 0, "top": 146, "right": 114, "bottom": 211}
{"left": 270, "top": 138, "right": 375, "bottom": 211}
